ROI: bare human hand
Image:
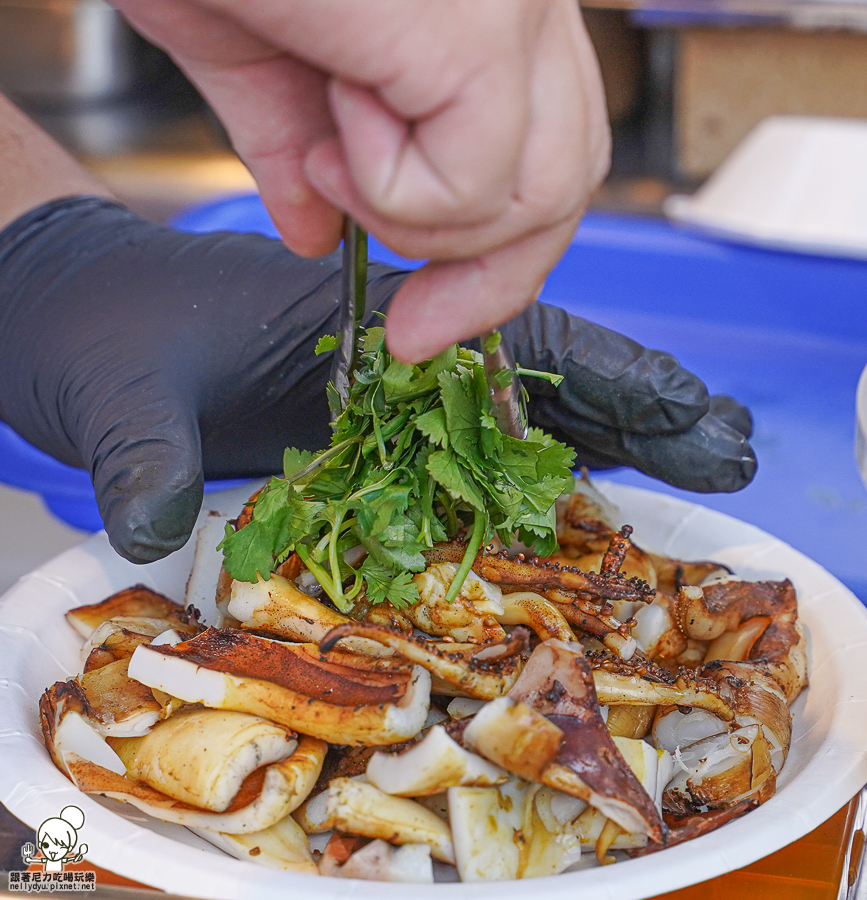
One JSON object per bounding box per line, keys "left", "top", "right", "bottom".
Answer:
{"left": 111, "top": 0, "right": 610, "bottom": 362}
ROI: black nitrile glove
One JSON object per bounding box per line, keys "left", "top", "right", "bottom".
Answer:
{"left": 498, "top": 308, "right": 756, "bottom": 493}
{"left": 0, "top": 196, "right": 755, "bottom": 564}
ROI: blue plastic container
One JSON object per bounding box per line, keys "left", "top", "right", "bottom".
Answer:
{"left": 0, "top": 423, "right": 250, "bottom": 532}
{"left": 2, "top": 193, "right": 865, "bottom": 608}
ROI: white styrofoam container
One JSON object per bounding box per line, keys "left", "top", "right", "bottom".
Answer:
{"left": 666, "top": 115, "right": 867, "bottom": 260}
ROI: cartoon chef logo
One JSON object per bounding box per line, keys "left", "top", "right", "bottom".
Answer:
{"left": 22, "top": 806, "right": 88, "bottom": 874}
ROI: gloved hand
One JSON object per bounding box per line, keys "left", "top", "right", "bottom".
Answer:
{"left": 499, "top": 309, "right": 756, "bottom": 493}
{"left": 0, "top": 196, "right": 755, "bottom": 564}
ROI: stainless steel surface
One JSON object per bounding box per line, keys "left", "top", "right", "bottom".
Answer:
{"left": 843, "top": 786, "right": 867, "bottom": 899}
{"left": 0, "top": 0, "right": 150, "bottom": 104}
{"left": 333, "top": 219, "right": 368, "bottom": 410}
{"left": 481, "top": 331, "right": 529, "bottom": 440}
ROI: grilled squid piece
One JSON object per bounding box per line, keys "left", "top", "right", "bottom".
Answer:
{"left": 40, "top": 682, "right": 327, "bottom": 833}
{"left": 560, "top": 736, "right": 672, "bottom": 860}
{"left": 320, "top": 624, "right": 528, "bottom": 700}
{"left": 631, "top": 593, "right": 687, "bottom": 661}
{"left": 552, "top": 525, "right": 658, "bottom": 623}
{"left": 592, "top": 670, "right": 736, "bottom": 723}
{"left": 629, "top": 800, "right": 759, "bottom": 856}
{"left": 227, "top": 575, "right": 392, "bottom": 656}
{"left": 81, "top": 618, "right": 199, "bottom": 672}
{"left": 424, "top": 541, "right": 654, "bottom": 607}
{"left": 366, "top": 725, "right": 507, "bottom": 796}
{"left": 294, "top": 777, "right": 455, "bottom": 864}
{"left": 192, "top": 816, "right": 317, "bottom": 873}
{"left": 65, "top": 738, "right": 327, "bottom": 834}
{"left": 448, "top": 778, "right": 582, "bottom": 881}
{"left": 554, "top": 479, "right": 726, "bottom": 599}
{"left": 554, "top": 602, "right": 638, "bottom": 660}
{"left": 318, "top": 834, "right": 434, "bottom": 882}
{"left": 309, "top": 734, "right": 424, "bottom": 797}
{"left": 650, "top": 665, "right": 792, "bottom": 813}
{"left": 705, "top": 662, "right": 792, "bottom": 768}
{"left": 66, "top": 586, "right": 198, "bottom": 640}
{"left": 661, "top": 724, "right": 776, "bottom": 814}
{"left": 79, "top": 658, "right": 175, "bottom": 737}
{"left": 605, "top": 704, "right": 656, "bottom": 740}
{"left": 675, "top": 579, "right": 808, "bottom": 703}
{"left": 653, "top": 660, "right": 792, "bottom": 775}
{"left": 648, "top": 555, "right": 730, "bottom": 598}
{"left": 184, "top": 513, "right": 232, "bottom": 625}
{"left": 40, "top": 681, "right": 127, "bottom": 776}
{"left": 410, "top": 565, "right": 507, "bottom": 642}
{"left": 109, "top": 709, "right": 298, "bottom": 811}
{"left": 128, "top": 628, "right": 431, "bottom": 746}
{"left": 555, "top": 475, "right": 621, "bottom": 554}
{"left": 494, "top": 591, "right": 576, "bottom": 641}
{"left": 424, "top": 531, "right": 652, "bottom": 660}
{"left": 462, "top": 697, "right": 564, "bottom": 781}
{"left": 463, "top": 640, "right": 665, "bottom": 843}
{"left": 591, "top": 636, "right": 793, "bottom": 816}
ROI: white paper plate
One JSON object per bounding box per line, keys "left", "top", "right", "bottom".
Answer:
{"left": 2, "top": 482, "right": 867, "bottom": 900}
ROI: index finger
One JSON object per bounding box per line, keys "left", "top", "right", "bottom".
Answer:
{"left": 383, "top": 214, "right": 581, "bottom": 363}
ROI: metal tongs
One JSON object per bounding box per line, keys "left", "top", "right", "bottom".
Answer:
{"left": 332, "top": 219, "right": 368, "bottom": 410}
{"left": 333, "top": 217, "right": 528, "bottom": 440}
{"left": 481, "top": 329, "right": 528, "bottom": 440}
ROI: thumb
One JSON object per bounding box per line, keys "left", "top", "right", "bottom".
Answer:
{"left": 89, "top": 393, "right": 204, "bottom": 564}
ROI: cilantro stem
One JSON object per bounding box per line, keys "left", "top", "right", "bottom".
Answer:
{"left": 294, "top": 544, "right": 338, "bottom": 602}
{"left": 371, "top": 412, "right": 388, "bottom": 467}
{"left": 515, "top": 366, "right": 564, "bottom": 387}
{"left": 438, "top": 490, "right": 459, "bottom": 536}
{"left": 285, "top": 435, "right": 362, "bottom": 486}
{"left": 420, "top": 475, "right": 436, "bottom": 546}
{"left": 442, "top": 507, "right": 485, "bottom": 604}
{"left": 328, "top": 506, "right": 348, "bottom": 610}
{"left": 313, "top": 530, "right": 332, "bottom": 559}
{"left": 362, "top": 408, "right": 411, "bottom": 454}
{"left": 343, "top": 570, "right": 365, "bottom": 605}
{"left": 348, "top": 468, "right": 400, "bottom": 502}
{"left": 312, "top": 517, "right": 356, "bottom": 561}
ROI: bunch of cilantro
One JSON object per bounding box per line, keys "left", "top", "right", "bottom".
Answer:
{"left": 219, "top": 325, "right": 575, "bottom": 613}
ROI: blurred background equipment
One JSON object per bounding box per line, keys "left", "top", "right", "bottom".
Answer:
{"left": 0, "top": 0, "right": 252, "bottom": 218}
{"left": 0, "top": 0, "right": 158, "bottom": 105}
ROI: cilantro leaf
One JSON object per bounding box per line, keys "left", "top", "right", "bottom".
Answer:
{"left": 283, "top": 447, "right": 317, "bottom": 480}
{"left": 438, "top": 370, "right": 481, "bottom": 464}
{"left": 218, "top": 520, "right": 274, "bottom": 583}
{"left": 493, "top": 367, "right": 514, "bottom": 389}
{"left": 362, "top": 327, "right": 386, "bottom": 352}
{"left": 314, "top": 334, "right": 338, "bottom": 355}
{"left": 427, "top": 449, "right": 486, "bottom": 510}
{"left": 361, "top": 559, "right": 420, "bottom": 608}
{"left": 483, "top": 331, "right": 502, "bottom": 354}
{"left": 415, "top": 407, "right": 449, "bottom": 448}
